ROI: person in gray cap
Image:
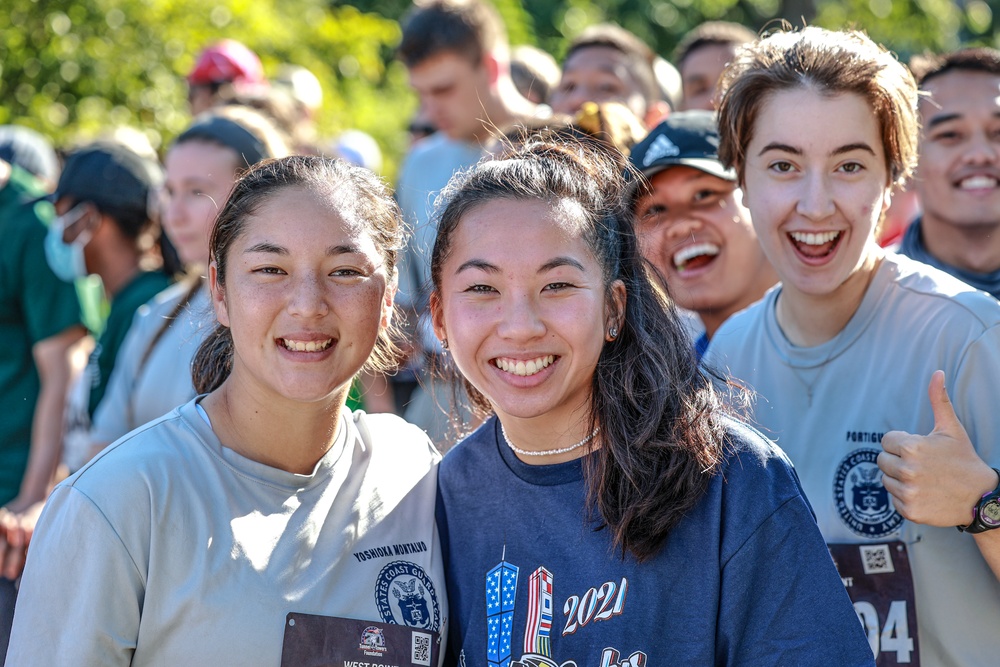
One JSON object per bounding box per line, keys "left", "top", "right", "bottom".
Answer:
{"left": 629, "top": 110, "right": 776, "bottom": 357}
{"left": 45, "top": 142, "right": 172, "bottom": 421}
{"left": 0, "top": 126, "right": 59, "bottom": 188}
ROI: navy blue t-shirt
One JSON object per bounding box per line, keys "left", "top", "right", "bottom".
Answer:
{"left": 437, "top": 415, "right": 875, "bottom": 666}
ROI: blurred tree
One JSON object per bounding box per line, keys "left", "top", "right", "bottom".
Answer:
{"left": 7, "top": 0, "right": 1000, "bottom": 179}
{"left": 513, "top": 0, "right": 975, "bottom": 63}
{"left": 812, "top": 0, "right": 963, "bottom": 58}
{"left": 335, "top": 0, "right": 536, "bottom": 45}
{"left": 0, "top": 0, "right": 413, "bottom": 177}
{"left": 343, "top": 0, "right": 1000, "bottom": 67}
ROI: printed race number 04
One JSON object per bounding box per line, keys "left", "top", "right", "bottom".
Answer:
{"left": 829, "top": 541, "right": 919, "bottom": 666}
{"left": 854, "top": 600, "right": 914, "bottom": 663}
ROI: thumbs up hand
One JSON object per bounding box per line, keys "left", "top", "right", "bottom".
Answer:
{"left": 878, "top": 370, "right": 999, "bottom": 527}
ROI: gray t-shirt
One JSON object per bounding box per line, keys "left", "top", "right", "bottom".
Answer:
{"left": 394, "top": 134, "right": 484, "bottom": 447}
{"left": 87, "top": 281, "right": 212, "bottom": 453}
{"left": 9, "top": 400, "right": 447, "bottom": 665}
{"left": 704, "top": 252, "right": 1000, "bottom": 667}
{"left": 395, "top": 133, "right": 482, "bottom": 347}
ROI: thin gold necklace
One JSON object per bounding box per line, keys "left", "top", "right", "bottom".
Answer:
{"left": 775, "top": 302, "right": 838, "bottom": 408}
{"left": 776, "top": 255, "right": 881, "bottom": 407}
{"left": 500, "top": 424, "right": 599, "bottom": 458}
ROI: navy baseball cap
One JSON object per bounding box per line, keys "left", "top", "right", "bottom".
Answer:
{"left": 629, "top": 110, "right": 735, "bottom": 182}
{"left": 53, "top": 142, "right": 162, "bottom": 214}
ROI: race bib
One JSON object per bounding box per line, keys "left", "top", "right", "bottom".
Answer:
{"left": 829, "top": 541, "right": 919, "bottom": 666}
{"left": 280, "top": 613, "right": 441, "bottom": 667}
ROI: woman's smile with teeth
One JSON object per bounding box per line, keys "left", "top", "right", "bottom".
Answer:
{"left": 494, "top": 355, "right": 555, "bottom": 376}
{"left": 280, "top": 338, "right": 333, "bottom": 352}
{"left": 789, "top": 231, "right": 840, "bottom": 245}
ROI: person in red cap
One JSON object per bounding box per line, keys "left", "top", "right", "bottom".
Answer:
{"left": 187, "top": 39, "right": 266, "bottom": 115}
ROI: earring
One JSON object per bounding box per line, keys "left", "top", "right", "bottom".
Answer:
{"left": 608, "top": 326, "right": 618, "bottom": 341}
{"left": 441, "top": 338, "right": 449, "bottom": 350}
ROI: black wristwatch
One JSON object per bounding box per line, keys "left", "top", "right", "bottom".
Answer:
{"left": 958, "top": 468, "right": 1000, "bottom": 534}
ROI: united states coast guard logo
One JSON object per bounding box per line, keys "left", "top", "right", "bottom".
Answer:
{"left": 375, "top": 560, "right": 441, "bottom": 632}
{"left": 833, "top": 448, "right": 903, "bottom": 538}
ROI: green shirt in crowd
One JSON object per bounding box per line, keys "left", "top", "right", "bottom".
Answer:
{"left": 86, "top": 270, "right": 172, "bottom": 417}
{"left": 0, "top": 166, "right": 82, "bottom": 505}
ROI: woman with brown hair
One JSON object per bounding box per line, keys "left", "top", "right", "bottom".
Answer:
{"left": 706, "top": 27, "right": 1000, "bottom": 665}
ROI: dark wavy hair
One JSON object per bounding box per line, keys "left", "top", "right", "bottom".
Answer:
{"left": 910, "top": 46, "right": 1000, "bottom": 87}
{"left": 429, "top": 134, "right": 725, "bottom": 561}
{"left": 191, "top": 155, "right": 405, "bottom": 394}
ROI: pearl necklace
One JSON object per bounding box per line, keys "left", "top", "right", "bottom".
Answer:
{"left": 500, "top": 424, "right": 600, "bottom": 458}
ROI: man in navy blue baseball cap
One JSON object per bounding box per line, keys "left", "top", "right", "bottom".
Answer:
{"left": 630, "top": 109, "right": 735, "bottom": 180}
{"left": 629, "top": 111, "right": 776, "bottom": 358}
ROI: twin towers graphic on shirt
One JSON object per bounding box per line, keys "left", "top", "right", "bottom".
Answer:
{"left": 484, "top": 550, "right": 639, "bottom": 667}
{"left": 487, "top": 555, "right": 554, "bottom": 667}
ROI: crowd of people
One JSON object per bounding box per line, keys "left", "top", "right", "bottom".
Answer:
{"left": 1, "top": 0, "right": 999, "bottom": 665}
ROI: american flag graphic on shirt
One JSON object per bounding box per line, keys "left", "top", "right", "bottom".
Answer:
{"left": 487, "top": 558, "right": 518, "bottom": 667}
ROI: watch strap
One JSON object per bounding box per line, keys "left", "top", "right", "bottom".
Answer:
{"left": 957, "top": 468, "right": 1000, "bottom": 534}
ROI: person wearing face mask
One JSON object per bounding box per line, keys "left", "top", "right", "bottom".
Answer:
{"left": 45, "top": 143, "right": 172, "bottom": 440}
{"left": 81, "top": 108, "right": 289, "bottom": 470}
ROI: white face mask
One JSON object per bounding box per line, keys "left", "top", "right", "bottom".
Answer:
{"left": 44, "top": 203, "right": 93, "bottom": 282}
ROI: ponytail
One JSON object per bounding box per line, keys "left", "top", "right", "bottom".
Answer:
{"left": 191, "top": 323, "right": 234, "bottom": 394}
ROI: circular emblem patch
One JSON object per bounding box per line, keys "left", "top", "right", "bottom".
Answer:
{"left": 359, "top": 626, "right": 386, "bottom": 653}
{"left": 375, "top": 560, "right": 441, "bottom": 632}
{"left": 833, "top": 448, "right": 903, "bottom": 538}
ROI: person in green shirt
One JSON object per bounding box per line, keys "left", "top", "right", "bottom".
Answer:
{"left": 44, "top": 142, "right": 173, "bottom": 418}
{"left": 0, "top": 158, "right": 87, "bottom": 660}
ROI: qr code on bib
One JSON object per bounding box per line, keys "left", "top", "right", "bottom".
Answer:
{"left": 860, "top": 543, "right": 895, "bottom": 574}
{"left": 411, "top": 632, "right": 431, "bottom": 666}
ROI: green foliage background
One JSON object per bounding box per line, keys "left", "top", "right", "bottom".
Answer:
{"left": 1, "top": 0, "right": 413, "bottom": 175}
{"left": 3, "top": 0, "right": 1000, "bottom": 178}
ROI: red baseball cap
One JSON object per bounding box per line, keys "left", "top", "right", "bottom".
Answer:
{"left": 188, "top": 39, "right": 265, "bottom": 87}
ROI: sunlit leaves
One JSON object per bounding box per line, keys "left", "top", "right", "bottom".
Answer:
{"left": 1, "top": 0, "right": 410, "bottom": 176}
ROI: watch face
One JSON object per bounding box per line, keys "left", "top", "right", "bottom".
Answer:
{"left": 981, "top": 499, "right": 1000, "bottom": 527}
